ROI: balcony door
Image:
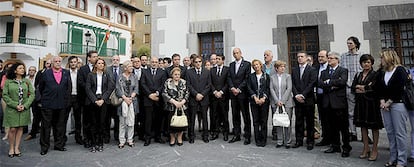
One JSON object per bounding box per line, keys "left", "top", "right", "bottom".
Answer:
{"left": 71, "top": 28, "right": 83, "bottom": 54}
{"left": 6, "top": 22, "right": 26, "bottom": 43}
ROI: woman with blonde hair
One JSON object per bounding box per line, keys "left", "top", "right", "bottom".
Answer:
{"left": 376, "top": 49, "right": 410, "bottom": 167}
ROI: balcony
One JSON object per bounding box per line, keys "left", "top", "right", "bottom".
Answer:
{"left": 0, "top": 36, "right": 46, "bottom": 47}
{"left": 60, "top": 43, "right": 118, "bottom": 57}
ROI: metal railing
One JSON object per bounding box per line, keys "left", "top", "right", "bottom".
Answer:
{"left": 0, "top": 36, "right": 46, "bottom": 47}
{"left": 60, "top": 43, "right": 118, "bottom": 56}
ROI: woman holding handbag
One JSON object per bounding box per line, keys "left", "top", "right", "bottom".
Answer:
{"left": 162, "top": 67, "right": 189, "bottom": 146}
{"left": 116, "top": 60, "right": 139, "bottom": 148}
{"left": 247, "top": 59, "right": 270, "bottom": 147}
{"left": 269, "top": 60, "right": 294, "bottom": 148}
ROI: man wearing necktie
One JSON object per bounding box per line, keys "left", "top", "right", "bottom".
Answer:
{"left": 186, "top": 55, "right": 211, "bottom": 143}
{"left": 131, "top": 56, "right": 145, "bottom": 141}
{"left": 315, "top": 50, "right": 330, "bottom": 147}
{"left": 141, "top": 57, "right": 168, "bottom": 146}
{"left": 319, "top": 51, "right": 351, "bottom": 157}
{"left": 105, "top": 55, "right": 122, "bottom": 143}
{"left": 291, "top": 51, "right": 317, "bottom": 150}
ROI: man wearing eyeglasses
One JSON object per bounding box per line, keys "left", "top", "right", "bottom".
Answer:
{"left": 186, "top": 55, "right": 211, "bottom": 143}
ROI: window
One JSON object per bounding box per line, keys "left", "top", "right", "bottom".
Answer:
{"left": 144, "top": 34, "right": 150, "bottom": 44}
{"left": 144, "top": 0, "right": 152, "bottom": 5}
{"left": 69, "top": 0, "right": 87, "bottom": 11}
{"left": 117, "top": 12, "right": 123, "bottom": 23}
{"left": 198, "top": 32, "right": 223, "bottom": 60}
{"left": 287, "top": 26, "right": 319, "bottom": 69}
{"left": 380, "top": 19, "right": 414, "bottom": 67}
{"left": 104, "top": 6, "right": 110, "bottom": 18}
{"left": 96, "top": 4, "right": 103, "bottom": 16}
{"left": 124, "top": 14, "right": 128, "bottom": 25}
{"left": 144, "top": 15, "right": 150, "bottom": 24}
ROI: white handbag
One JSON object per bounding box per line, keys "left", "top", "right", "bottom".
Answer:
{"left": 170, "top": 108, "right": 188, "bottom": 127}
{"left": 272, "top": 105, "right": 290, "bottom": 127}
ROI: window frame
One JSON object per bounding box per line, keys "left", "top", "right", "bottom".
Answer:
{"left": 96, "top": 3, "right": 103, "bottom": 16}
{"left": 144, "top": 15, "right": 150, "bottom": 24}
{"left": 287, "top": 26, "right": 319, "bottom": 70}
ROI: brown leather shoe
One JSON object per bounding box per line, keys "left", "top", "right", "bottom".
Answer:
{"left": 24, "top": 135, "right": 34, "bottom": 141}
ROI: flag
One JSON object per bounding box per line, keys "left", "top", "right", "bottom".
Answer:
{"left": 104, "top": 24, "right": 111, "bottom": 42}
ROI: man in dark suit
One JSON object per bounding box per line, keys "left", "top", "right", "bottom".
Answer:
{"left": 166, "top": 53, "right": 186, "bottom": 78}
{"left": 131, "top": 56, "right": 144, "bottom": 140}
{"left": 25, "top": 59, "right": 51, "bottom": 141}
{"left": 39, "top": 56, "right": 72, "bottom": 155}
{"left": 228, "top": 48, "right": 252, "bottom": 145}
{"left": 186, "top": 55, "right": 211, "bottom": 143}
{"left": 320, "top": 51, "right": 351, "bottom": 157}
{"left": 291, "top": 51, "right": 317, "bottom": 150}
{"left": 77, "top": 50, "right": 98, "bottom": 148}
{"left": 209, "top": 54, "right": 230, "bottom": 141}
{"left": 315, "top": 50, "right": 330, "bottom": 147}
{"left": 141, "top": 57, "right": 168, "bottom": 146}
{"left": 105, "top": 55, "right": 122, "bottom": 143}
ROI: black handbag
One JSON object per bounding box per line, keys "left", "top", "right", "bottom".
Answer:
{"left": 402, "top": 79, "right": 414, "bottom": 110}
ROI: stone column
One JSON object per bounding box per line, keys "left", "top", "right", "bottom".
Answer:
{"left": 12, "top": 0, "right": 24, "bottom": 43}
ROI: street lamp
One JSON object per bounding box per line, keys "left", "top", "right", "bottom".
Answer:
{"left": 85, "top": 31, "right": 92, "bottom": 53}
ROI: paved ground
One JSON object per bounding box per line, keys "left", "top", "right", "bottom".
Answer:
{"left": 1, "top": 127, "right": 412, "bottom": 167}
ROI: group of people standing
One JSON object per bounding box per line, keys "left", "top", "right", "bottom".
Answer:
{"left": 1, "top": 36, "right": 414, "bottom": 167}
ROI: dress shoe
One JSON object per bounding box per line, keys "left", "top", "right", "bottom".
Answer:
{"left": 276, "top": 144, "right": 283, "bottom": 148}
{"left": 8, "top": 153, "right": 14, "bottom": 158}
{"left": 285, "top": 145, "right": 291, "bottom": 149}
{"left": 24, "top": 135, "right": 35, "bottom": 141}
{"left": 40, "top": 150, "right": 48, "bottom": 155}
{"left": 292, "top": 142, "right": 303, "bottom": 148}
{"left": 144, "top": 139, "right": 151, "bottom": 146}
{"left": 243, "top": 138, "right": 251, "bottom": 145}
{"left": 177, "top": 142, "right": 183, "bottom": 146}
{"left": 315, "top": 141, "right": 329, "bottom": 146}
{"left": 68, "top": 131, "right": 75, "bottom": 135}
{"left": 408, "top": 157, "right": 414, "bottom": 162}
{"left": 210, "top": 135, "right": 218, "bottom": 140}
{"left": 223, "top": 134, "right": 229, "bottom": 141}
{"left": 90, "top": 146, "right": 97, "bottom": 153}
{"left": 118, "top": 144, "right": 125, "bottom": 149}
{"left": 189, "top": 139, "right": 195, "bottom": 144}
{"left": 324, "top": 147, "right": 341, "bottom": 153}
{"left": 14, "top": 152, "right": 22, "bottom": 157}
{"left": 155, "top": 138, "right": 165, "bottom": 144}
{"left": 307, "top": 144, "right": 314, "bottom": 150}
{"left": 368, "top": 151, "right": 377, "bottom": 161}
{"left": 97, "top": 146, "right": 104, "bottom": 152}
{"left": 54, "top": 147, "right": 67, "bottom": 151}
{"left": 203, "top": 138, "right": 209, "bottom": 143}
{"left": 127, "top": 142, "right": 135, "bottom": 147}
{"left": 169, "top": 142, "right": 176, "bottom": 147}
{"left": 228, "top": 136, "right": 241, "bottom": 143}
{"left": 341, "top": 150, "right": 350, "bottom": 157}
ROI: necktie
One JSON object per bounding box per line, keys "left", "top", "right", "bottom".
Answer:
{"left": 152, "top": 68, "right": 156, "bottom": 79}
{"left": 329, "top": 68, "right": 334, "bottom": 77}
{"left": 197, "top": 70, "right": 201, "bottom": 75}
{"left": 217, "top": 67, "right": 221, "bottom": 76}
{"left": 114, "top": 68, "right": 118, "bottom": 82}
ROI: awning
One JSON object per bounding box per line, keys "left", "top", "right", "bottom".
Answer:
{"left": 61, "top": 21, "right": 121, "bottom": 36}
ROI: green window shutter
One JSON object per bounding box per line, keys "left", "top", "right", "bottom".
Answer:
{"left": 119, "top": 38, "right": 126, "bottom": 55}
{"left": 6, "top": 22, "right": 13, "bottom": 43}
{"left": 71, "top": 28, "right": 83, "bottom": 54}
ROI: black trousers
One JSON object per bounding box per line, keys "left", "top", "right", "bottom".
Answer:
{"left": 294, "top": 103, "right": 315, "bottom": 144}
{"left": 135, "top": 98, "right": 145, "bottom": 139}
{"left": 29, "top": 101, "right": 41, "bottom": 136}
{"left": 327, "top": 107, "right": 351, "bottom": 151}
{"left": 40, "top": 108, "right": 67, "bottom": 151}
{"left": 210, "top": 98, "right": 229, "bottom": 135}
{"left": 188, "top": 104, "right": 209, "bottom": 139}
{"left": 81, "top": 103, "right": 91, "bottom": 144}
{"left": 66, "top": 95, "right": 82, "bottom": 141}
{"left": 89, "top": 103, "right": 107, "bottom": 147}
{"left": 231, "top": 98, "right": 251, "bottom": 139}
{"left": 317, "top": 94, "right": 329, "bottom": 141}
{"left": 250, "top": 102, "right": 269, "bottom": 145}
{"left": 104, "top": 104, "right": 119, "bottom": 141}
{"left": 144, "top": 103, "right": 164, "bottom": 139}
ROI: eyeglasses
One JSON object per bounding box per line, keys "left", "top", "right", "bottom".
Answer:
{"left": 195, "top": 61, "right": 202, "bottom": 63}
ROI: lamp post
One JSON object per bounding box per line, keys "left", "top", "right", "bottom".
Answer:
{"left": 85, "top": 31, "right": 92, "bottom": 53}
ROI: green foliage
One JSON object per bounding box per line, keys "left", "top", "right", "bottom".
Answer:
{"left": 137, "top": 45, "right": 151, "bottom": 57}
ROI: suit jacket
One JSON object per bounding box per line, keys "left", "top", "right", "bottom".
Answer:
{"left": 291, "top": 64, "right": 317, "bottom": 106}
{"left": 228, "top": 59, "right": 251, "bottom": 99}
{"left": 39, "top": 68, "right": 72, "bottom": 109}
{"left": 247, "top": 72, "right": 270, "bottom": 104}
{"left": 77, "top": 64, "right": 92, "bottom": 103}
{"left": 186, "top": 67, "right": 211, "bottom": 106}
{"left": 85, "top": 72, "right": 115, "bottom": 105}
{"left": 106, "top": 65, "right": 124, "bottom": 83}
{"left": 210, "top": 66, "right": 229, "bottom": 99}
{"left": 141, "top": 68, "right": 168, "bottom": 106}
{"left": 319, "top": 66, "right": 348, "bottom": 109}
{"left": 269, "top": 73, "right": 294, "bottom": 108}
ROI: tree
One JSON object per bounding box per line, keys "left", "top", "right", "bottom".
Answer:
{"left": 137, "top": 45, "right": 151, "bottom": 57}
